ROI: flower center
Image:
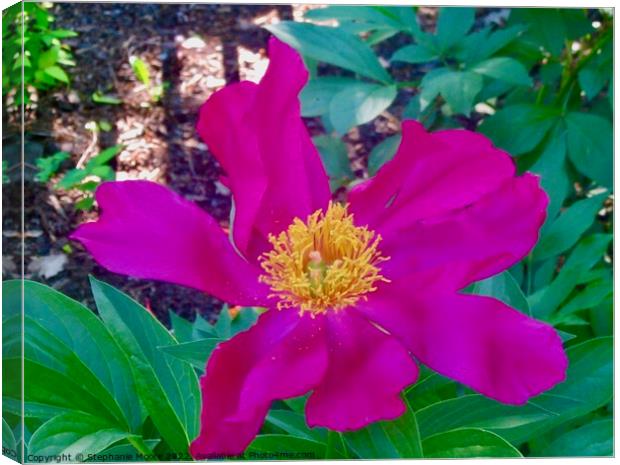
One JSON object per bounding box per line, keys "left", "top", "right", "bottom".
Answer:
{"left": 259, "top": 202, "right": 389, "bottom": 315}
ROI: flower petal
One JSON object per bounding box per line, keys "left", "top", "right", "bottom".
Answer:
{"left": 306, "top": 309, "right": 418, "bottom": 431}
{"left": 358, "top": 285, "right": 568, "bottom": 405}
{"left": 349, "top": 120, "right": 515, "bottom": 230}
{"left": 190, "top": 309, "right": 327, "bottom": 458}
{"left": 378, "top": 174, "right": 548, "bottom": 289}
{"left": 71, "top": 180, "right": 269, "bottom": 306}
{"left": 197, "top": 37, "right": 330, "bottom": 260}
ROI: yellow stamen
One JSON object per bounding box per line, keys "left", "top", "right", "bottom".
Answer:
{"left": 258, "top": 202, "right": 390, "bottom": 315}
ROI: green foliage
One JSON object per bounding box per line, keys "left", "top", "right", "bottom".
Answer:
{"left": 34, "top": 151, "right": 70, "bottom": 182}
{"left": 56, "top": 144, "right": 123, "bottom": 210}
{"left": 1, "top": 6, "right": 612, "bottom": 461}
{"left": 2, "top": 3, "right": 77, "bottom": 104}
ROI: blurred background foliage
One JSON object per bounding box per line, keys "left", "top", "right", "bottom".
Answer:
{"left": 2, "top": 5, "right": 614, "bottom": 461}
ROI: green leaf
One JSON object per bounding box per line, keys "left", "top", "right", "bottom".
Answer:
{"left": 436, "top": 7, "right": 475, "bottom": 51}
{"left": 540, "top": 419, "right": 612, "bottom": 457}
{"left": 300, "top": 77, "right": 360, "bottom": 117}
{"left": 554, "top": 273, "right": 612, "bottom": 324}
{"left": 313, "top": 135, "right": 353, "bottom": 190}
{"left": 478, "top": 104, "right": 559, "bottom": 155}
{"left": 230, "top": 307, "right": 259, "bottom": 335}
{"left": 532, "top": 234, "right": 611, "bottom": 319}
{"left": 37, "top": 45, "right": 60, "bottom": 69}
{"left": 391, "top": 44, "right": 437, "bottom": 64}
{"left": 266, "top": 22, "right": 391, "bottom": 83}
{"left": 157, "top": 338, "right": 221, "bottom": 370}
{"left": 92, "top": 92, "right": 122, "bottom": 105}
{"left": 246, "top": 435, "right": 326, "bottom": 459}
{"left": 34, "top": 151, "right": 70, "bottom": 182}
{"left": 578, "top": 68, "right": 607, "bottom": 101}
{"left": 417, "top": 337, "right": 612, "bottom": 446}
{"left": 75, "top": 197, "right": 95, "bottom": 211}
{"left": 129, "top": 56, "right": 150, "bottom": 86}
{"left": 3, "top": 280, "right": 143, "bottom": 430}
{"left": 530, "top": 129, "right": 570, "bottom": 224}
{"left": 328, "top": 83, "right": 397, "bottom": 134}
{"left": 461, "top": 25, "right": 525, "bottom": 64}
{"left": 214, "top": 305, "right": 232, "bottom": 339}
{"left": 368, "top": 133, "right": 401, "bottom": 176}
{"left": 86, "top": 144, "right": 124, "bottom": 168}
{"left": 43, "top": 65, "right": 69, "bottom": 83}
{"left": 265, "top": 410, "right": 327, "bottom": 443}
{"left": 344, "top": 398, "right": 422, "bottom": 458}
{"left": 534, "top": 194, "right": 606, "bottom": 261}
{"left": 508, "top": 8, "right": 592, "bottom": 56}
{"left": 89, "top": 277, "right": 200, "bottom": 452}
{"left": 168, "top": 312, "right": 216, "bottom": 343}
{"left": 467, "top": 271, "right": 530, "bottom": 316}
{"left": 28, "top": 412, "right": 135, "bottom": 457}
{"left": 422, "top": 428, "right": 522, "bottom": 458}
{"left": 469, "top": 57, "right": 532, "bottom": 86}
{"left": 57, "top": 169, "right": 88, "bottom": 190}
{"left": 421, "top": 69, "right": 482, "bottom": 115}
{"left": 565, "top": 112, "right": 613, "bottom": 189}
{"left": 3, "top": 418, "right": 17, "bottom": 459}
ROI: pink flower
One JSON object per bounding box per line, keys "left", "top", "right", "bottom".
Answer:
{"left": 71, "top": 38, "right": 568, "bottom": 458}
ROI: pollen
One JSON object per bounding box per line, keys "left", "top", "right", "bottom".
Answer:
{"left": 258, "top": 202, "right": 389, "bottom": 315}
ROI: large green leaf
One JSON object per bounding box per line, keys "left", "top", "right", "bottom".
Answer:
{"left": 300, "top": 77, "right": 359, "bottom": 117}
{"left": 328, "top": 83, "right": 397, "bottom": 134}
{"left": 532, "top": 234, "right": 611, "bottom": 319}
{"left": 422, "top": 428, "right": 522, "bottom": 458}
{"left": 391, "top": 44, "right": 437, "bottom": 64}
{"left": 3, "top": 280, "right": 142, "bottom": 430}
{"left": 416, "top": 337, "right": 612, "bottom": 446}
{"left": 565, "top": 112, "right": 613, "bottom": 189}
{"left": 368, "top": 133, "right": 401, "bottom": 176}
{"left": 469, "top": 57, "right": 532, "bottom": 86}
{"left": 421, "top": 69, "right": 482, "bottom": 115}
{"left": 344, "top": 399, "right": 422, "bottom": 458}
{"left": 478, "top": 104, "right": 560, "bottom": 155}
{"left": 28, "top": 412, "right": 135, "bottom": 458}
{"left": 534, "top": 193, "right": 606, "bottom": 261}
{"left": 157, "top": 338, "right": 221, "bottom": 371}
{"left": 266, "top": 22, "right": 391, "bottom": 83}
{"left": 435, "top": 7, "right": 475, "bottom": 52}
{"left": 529, "top": 129, "right": 570, "bottom": 225}
{"left": 2, "top": 418, "right": 17, "bottom": 460}
{"left": 540, "top": 419, "right": 613, "bottom": 457}
{"left": 89, "top": 277, "right": 200, "bottom": 452}
{"left": 312, "top": 135, "right": 354, "bottom": 190}
{"left": 265, "top": 410, "right": 327, "bottom": 443}
{"left": 467, "top": 271, "right": 530, "bottom": 316}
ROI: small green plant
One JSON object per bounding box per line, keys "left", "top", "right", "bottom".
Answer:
{"left": 2, "top": 2, "right": 77, "bottom": 105}
{"left": 57, "top": 144, "right": 123, "bottom": 210}
{"left": 130, "top": 55, "right": 165, "bottom": 103}
{"left": 34, "top": 151, "right": 70, "bottom": 182}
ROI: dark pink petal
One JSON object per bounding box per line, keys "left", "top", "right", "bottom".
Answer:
{"left": 70, "top": 181, "right": 269, "bottom": 306}
{"left": 349, "top": 120, "right": 515, "bottom": 230}
{"left": 305, "top": 310, "right": 418, "bottom": 431}
{"left": 190, "top": 309, "right": 327, "bottom": 458}
{"left": 197, "top": 37, "right": 330, "bottom": 260}
{"left": 358, "top": 285, "right": 568, "bottom": 405}
{"left": 379, "top": 174, "right": 548, "bottom": 289}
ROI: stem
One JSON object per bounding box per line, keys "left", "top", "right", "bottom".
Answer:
{"left": 526, "top": 253, "right": 534, "bottom": 296}
{"left": 554, "top": 25, "right": 612, "bottom": 106}
{"left": 128, "top": 436, "right": 156, "bottom": 460}
{"left": 396, "top": 80, "right": 420, "bottom": 89}
{"left": 325, "top": 430, "right": 346, "bottom": 459}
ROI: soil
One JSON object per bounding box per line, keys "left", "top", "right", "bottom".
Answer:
{"left": 1, "top": 3, "right": 494, "bottom": 325}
